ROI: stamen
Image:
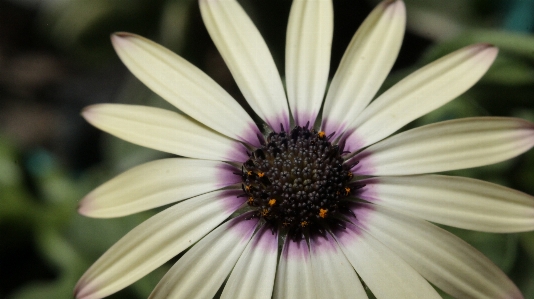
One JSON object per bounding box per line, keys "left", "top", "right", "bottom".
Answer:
{"left": 257, "top": 133, "right": 266, "bottom": 146}
{"left": 240, "top": 126, "right": 355, "bottom": 239}
{"left": 326, "top": 132, "right": 336, "bottom": 140}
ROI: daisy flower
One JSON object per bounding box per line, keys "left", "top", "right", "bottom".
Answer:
{"left": 75, "top": 0, "right": 534, "bottom": 298}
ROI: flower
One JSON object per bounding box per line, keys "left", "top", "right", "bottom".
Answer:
{"left": 75, "top": 0, "right": 534, "bottom": 298}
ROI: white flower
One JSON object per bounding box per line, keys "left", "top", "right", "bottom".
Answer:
{"left": 75, "top": 0, "right": 534, "bottom": 298}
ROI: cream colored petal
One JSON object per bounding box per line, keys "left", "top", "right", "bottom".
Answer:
{"left": 357, "top": 174, "right": 534, "bottom": 232}
{"left": 273, "top": 238, "right": 316, "bottom": 299}
{"left": 352, "top": 203, "right": 523, "bottom": 299}
{"left": 74, "top": 190, "right": 245, "bottom": 299}
{"left": 321, "top": 0, "right": 405, "bottom": 135}
{"left": 79, "top": 158, "right": 241, "bottom": 218}
{"left": 82, "top": 104, "right": 248, "bottom": 162}
{"left": 351, "top": 117, "right": 534, "bottom": 176}
{"left": 111, "top": 33, "right": 262, "bottom": 147}
{"left": 333, "top": 222, "right": 441, "bottom": 299}
{"left": 149, "top": 214, "right": 258, "bottom": 299}
{"left": 310, "top": 233, "right": 368, "bottom": 299}
{"left": 286, "top": 0, "right": 333, "bottom": 126}
{"left": 344, "top": 44, "right": 498, "bottom": 151}
{"left": 200, "top": 0, "right": 289, "bottom": 131}
{"left": 221, "top": 225, "right": 278, "bottom": 299}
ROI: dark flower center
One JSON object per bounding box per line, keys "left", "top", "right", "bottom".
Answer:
{"left": 241, "top": 124, "right": 356, "bottom": 238}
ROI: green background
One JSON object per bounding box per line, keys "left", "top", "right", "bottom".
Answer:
{"left": 1, "top": 0, "right": 534, "bottom": 298}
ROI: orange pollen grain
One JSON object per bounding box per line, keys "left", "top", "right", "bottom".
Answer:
{"left": 319, "top": 208, "right": 328, "bottom": 218}
{"left": 268, "top": 199, "right": 276, "bottom": 206}
{"left": 345, "top": 187, "right": 351, "bottom": 196}
{"left": 318, "top": 131, "right": 326, "bottom": 138}
{"left": 258, "top": 172, "right": 265, "bottom": 178}
{"left": 347, "top": 171, "right": 353, "bottom": 179}
{"left": 247, "top": 171, "right": 252, "bottom": 176}
{"left": 248, "top": 197, "right": 254, "bottom": 204}
{"left": 245, "top": 185, "right": 251, "bottom": 191}
{"left": 300, "top": 221, "right": 308, "bottom": 227}
{"left": 261, "top": 209, "right": 269, "bottom": 216}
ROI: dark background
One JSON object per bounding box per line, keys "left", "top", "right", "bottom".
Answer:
{"left": 1, "top": 0, "right": 534, "bottom": 298}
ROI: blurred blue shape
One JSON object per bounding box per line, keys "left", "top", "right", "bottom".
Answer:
{"left": 25, "top": 149, "right": 54, "bottom": 178}
{"left": 503, "top": 0, "right": 534, "bottom": 32}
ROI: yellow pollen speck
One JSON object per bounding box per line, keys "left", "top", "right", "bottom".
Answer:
{"left": 319, "top": 208, "right": 328, "bottom": 218}
{"left": 261, "top": 208, "right": 269, "bottom": 216}
{"left": 248, "top": 197, "right": 254, "bottom": 204}
{"left": 268, "top": 199, "right": 276, "bottom": 206}
{"left": 247, "top": 170, "right": 252, "bottom": 176}
{"left": 345, "top": 187, "right": 351, "bottom": 196}
{"left": 318, "top": 131, "right": 326, "bottom": 138}
{"left": 300, "top": 221, "right": 308, "bottom": 227}
{"left": 245, "top": 185, "right": 251, "bottom": 191}
{"left": 258, "top": 172, "right": 265, "bottom": 178}
{"left": 347, "top": 171, "right": 353, "bottom": 179}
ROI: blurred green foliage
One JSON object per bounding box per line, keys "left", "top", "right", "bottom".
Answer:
{"left": 2, "top": 0, "right": 534, "bottom": 298}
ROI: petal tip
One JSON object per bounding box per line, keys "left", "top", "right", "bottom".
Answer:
{"left": 73, "top": 279, "right": 94, "bottom": 299}
{"left": 111, "top": 32, "right": 140, "bottom": 51}
{"left": 81, "top": 105, "right": 108, "bottom": 126}
{"left": 519, "top": 118, "right": 534, "bottom": 129}
{"left": 502, "top": 286, "right": 525, "bottom": 299}
{"left": 521, "top": 120, "right": 534, "bottom": 141}
{"left": 199, "top": 0, "right": 218, "bottom": 5}
{"left": 111, "top": 31, "right": 138, "bottom": 41}
{"left": 110, "top": 32, "right": 128, "bottom": 44}
{"left": 77, "top": 196, "right": 94, "bottom": 217}
{"left": 80, "top": 105, "right": 97, "bottom": 122}
{"left": 383, "top": 0, "right": 406, "bottom": 12}
{"left": 387, "top": 0, "right": 405, "bottom": 7}
{"left": 471, "top": 43, "right": 499, "bottom": 61}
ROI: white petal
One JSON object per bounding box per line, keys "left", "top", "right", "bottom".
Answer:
{"left": 344, "top": 43, "right": 498, "bottom": 151}
{"left": 111, "top": 33, "right": 262, "bottom": 147}
{"left": 82, "top": 104, "right": 249, "bottom": 162}
{"left": 221, "top": 224, "right": 278, "bottom": 299}
{"left": 285, "top": 0, "right": 333, "bottom": 126}
{"left": 273, "top": 238, "right": 315, "bottom": 299}
{"left": 357, "top": 174, "right": 534, "bottom": 232}
{"left": 321, "top": 0, "right": 405, "bottom": 135}
{"left": 200, "top": 0, "right": 289, "bottom": 131}
{"left": 333, "top": 222, "right": 441, "bottom": 299}
{"left": 79, "top": 158, "right": 241, "bottom": 218}
{"left": 351, "top": 117, "right": 534, "bottom": 176}
{"left": 309, "top": 233, "right": 367, "bottom": 299}
{"left": 351, "top": 203, "right": 523, "bottom": 299}
{"left": 74, "top": 190, "right": 245, "bottom": 299}
{"left": 150, "top": 214, "right": 259, "bottom": 299}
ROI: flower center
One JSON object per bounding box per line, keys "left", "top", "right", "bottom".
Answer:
{"left": 241, "top": 125, "right": 354, "bottom": 237}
